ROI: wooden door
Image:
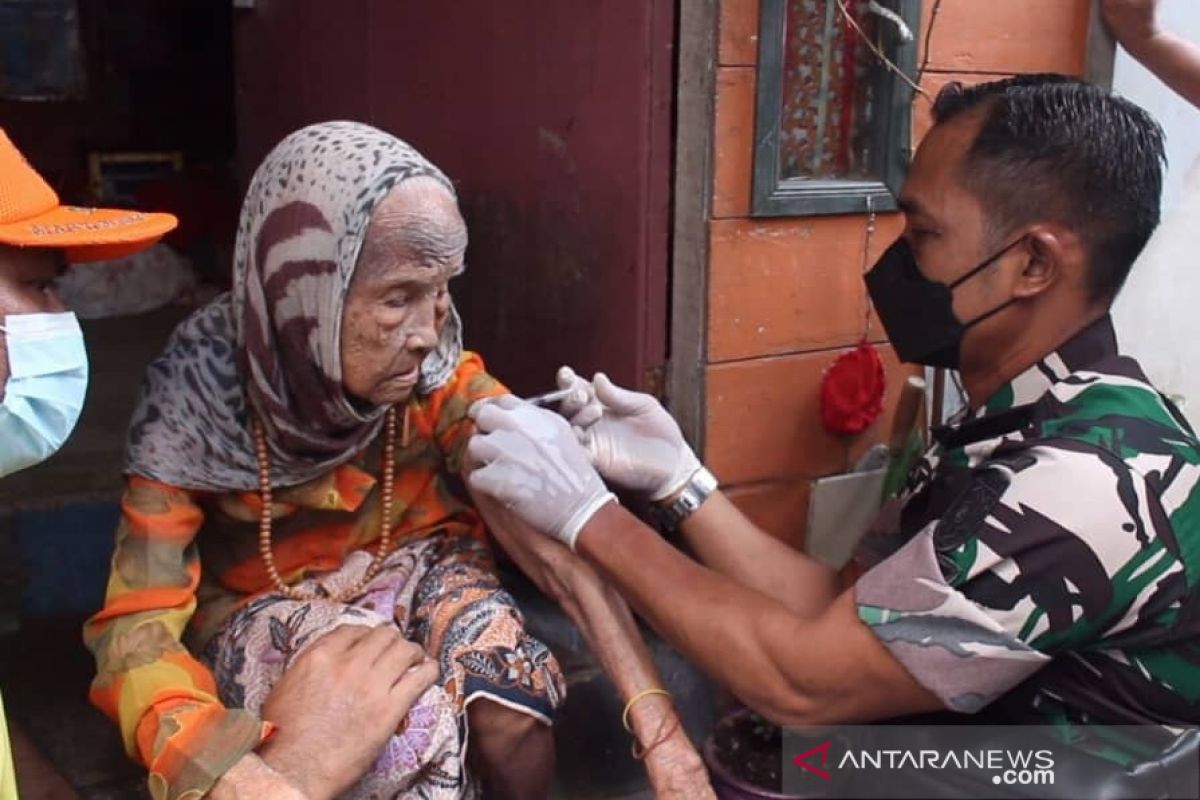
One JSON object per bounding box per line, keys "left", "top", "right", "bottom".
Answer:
{"left": 234, "top": 0, "right": 676, "bottom": 395}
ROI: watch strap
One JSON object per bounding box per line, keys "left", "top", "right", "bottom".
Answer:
{"left": 655, "top": 466, "right": 717, "bottom": 529}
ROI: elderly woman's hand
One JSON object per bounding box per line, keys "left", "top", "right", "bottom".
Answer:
{"left": 643, "top": 733, "right": 718, "bottom": 800}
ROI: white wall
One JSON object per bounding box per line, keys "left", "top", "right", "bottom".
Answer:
{"left": 1110, "top": 0, "right": 1200, "bottom": 426}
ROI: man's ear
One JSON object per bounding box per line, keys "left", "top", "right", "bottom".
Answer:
{"left": 1012, "top": 226, "right": 1081, "bottom": 299}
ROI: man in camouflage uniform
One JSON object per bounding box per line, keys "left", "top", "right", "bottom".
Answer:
{"left": 855, "top": 316, "right": 1200, "bottom": 732}
{"left": 464, "top": 74, "right": 1197, "bottom": 767}
{"left": 850, "top": 76, "right": 1199, "bottom": 740}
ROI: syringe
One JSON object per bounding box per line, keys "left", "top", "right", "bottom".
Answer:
{"left": 523, "top": 387, "right": 575, "bottom": 407}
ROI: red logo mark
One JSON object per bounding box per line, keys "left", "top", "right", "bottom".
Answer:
{"left": 791, "top": 741, "right": 833, "bottom": 780}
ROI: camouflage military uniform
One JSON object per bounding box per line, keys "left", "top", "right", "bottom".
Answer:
{"left": 853, "top": 316, "right": 1200, "bottom": 740}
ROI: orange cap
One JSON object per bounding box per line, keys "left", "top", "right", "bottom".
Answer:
{"left": 0, "top": 128, "right": 178, "bottom": 263}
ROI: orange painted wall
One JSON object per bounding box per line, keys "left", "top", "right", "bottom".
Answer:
{"left": 705, "top": 0, "right": 1092, "bottom": 550}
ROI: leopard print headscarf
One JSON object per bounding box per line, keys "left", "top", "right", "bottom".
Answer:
{"left": 125, "top": 121, "right": 464, "bottom": 490}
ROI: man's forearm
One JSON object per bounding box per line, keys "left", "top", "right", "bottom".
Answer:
{"left": 1125, "top": 30, "right": 1200, "bottom": 107}
{"left": 678, "top": 490, "right": 839, "bottom": 618}
{"left": 577, "top": 502, "right": 826, "bottom": 719}
{"left": 576, "top": 502, "right": 942, "bottom": 725}
{"left": 211, "top": 754, "right": 309, "bottom": 800}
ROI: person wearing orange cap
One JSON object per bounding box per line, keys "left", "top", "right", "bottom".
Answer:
{"left": 0, "top": 128, "right": 175, "bottom": 796}
{"left": 0, "top": 129, "right": 178, "bottom": 477}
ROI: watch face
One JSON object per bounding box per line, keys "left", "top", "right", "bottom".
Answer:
{"left": 662, "top": 468, "right": 716, "bottom": 528}
{"left": 694, "top": 466, "right": 718, "bottom": 494}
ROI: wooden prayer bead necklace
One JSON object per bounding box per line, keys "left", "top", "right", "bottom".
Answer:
{"left": 253, "top": 406, "right": 401, "bottom": 602}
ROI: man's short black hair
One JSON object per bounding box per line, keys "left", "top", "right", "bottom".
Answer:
{"left": 932, "top": 74, "right": 1166, "bottom": 303}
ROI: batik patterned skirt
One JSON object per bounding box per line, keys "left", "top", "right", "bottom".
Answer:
{"left": 203, "top": 533, "right": 565, "bottom": 799}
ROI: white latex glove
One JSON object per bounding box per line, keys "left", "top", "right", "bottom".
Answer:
{"left": 467, "top": 394, "right": 615, "bottom": 550}
{"left": 554, "top": 367, "right": 701, "bottom": 502}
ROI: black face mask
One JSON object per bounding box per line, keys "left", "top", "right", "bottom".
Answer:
{"left": 864, "top": 237, "right": 1021, "bottom": 369}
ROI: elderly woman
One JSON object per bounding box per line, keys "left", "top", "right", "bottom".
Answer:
{"left": 83, "top": 122, "right": 566, "bottom": 800}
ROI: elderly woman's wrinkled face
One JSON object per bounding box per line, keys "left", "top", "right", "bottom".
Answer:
{"left": 341, "top": 177, "right": 464, "bottom": 407}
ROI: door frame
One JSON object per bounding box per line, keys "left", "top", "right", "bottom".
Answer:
{"left": 666, "top": 0, "right": 718, "bottom": 451}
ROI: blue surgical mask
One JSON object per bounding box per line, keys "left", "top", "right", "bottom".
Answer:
{"left": 0, "top": 312, "right": 89, "bottom": 478}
